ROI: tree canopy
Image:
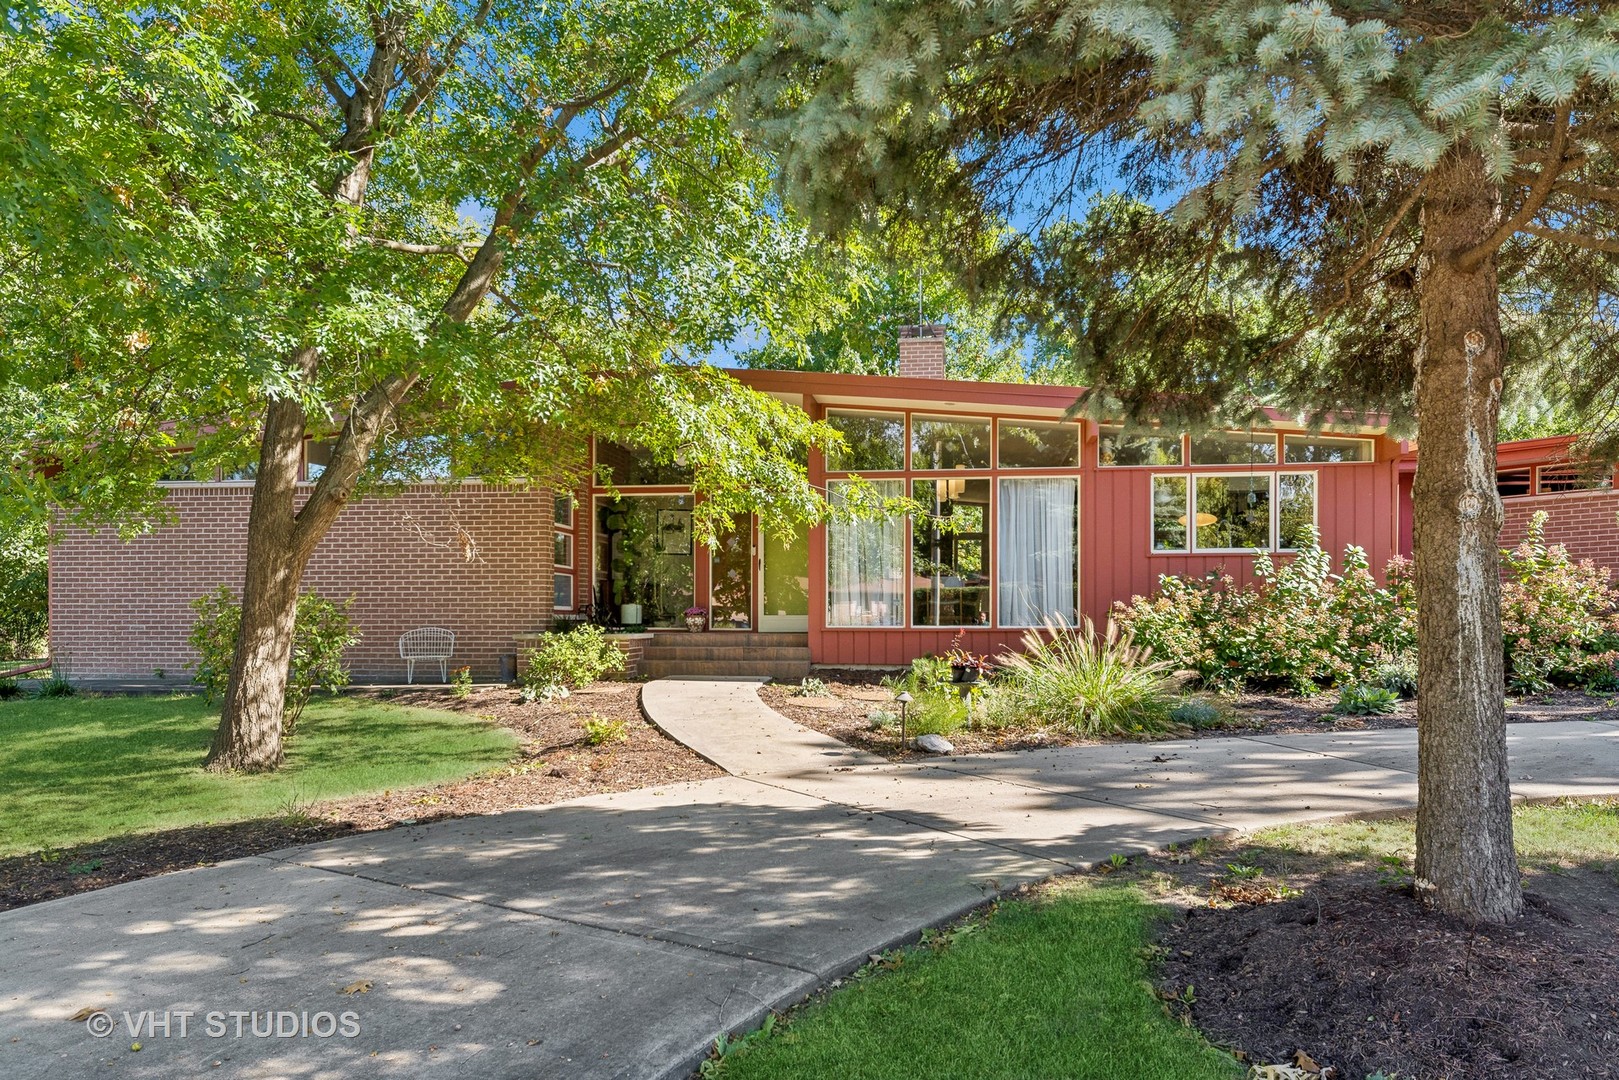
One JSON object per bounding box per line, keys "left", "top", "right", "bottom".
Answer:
{"left": 731, "top": 0, "right": 1619, "bottom": 447}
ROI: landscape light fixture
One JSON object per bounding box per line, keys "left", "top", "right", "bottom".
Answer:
{"left": 895, "top": 691, "right": 913, "bottom": 746}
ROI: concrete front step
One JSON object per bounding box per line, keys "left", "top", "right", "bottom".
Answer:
{"left": 641, "top": 645, "right": 812, "bottom": 662}
{"left": 645, "top": 632, "right": 809, "bottom": 647}
{"left": 641, "top": 659, "right": 812, "bottom": 680}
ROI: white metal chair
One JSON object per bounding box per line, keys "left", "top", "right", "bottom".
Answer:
{"left": 399, "top": 627, "right": 456, "bottom": 683}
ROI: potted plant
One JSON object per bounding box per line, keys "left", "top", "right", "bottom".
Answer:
{"left": 946, "top": 634, "right": 993, "bottom": 684}
{"left": 684, "top": 606, "right": 708, "bottom": 632}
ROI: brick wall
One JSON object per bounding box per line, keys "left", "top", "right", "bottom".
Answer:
{"left": 49, "top": 482, "right": 554, "bottom": 683}
{"left": 1500, "top": 489, "right": 1619, "bottom": 569}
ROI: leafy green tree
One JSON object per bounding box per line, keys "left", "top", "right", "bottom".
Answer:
{"left": 0, "top": 512, "right": 48, "bottom": 661}
{"left": 2, "top": 2, "right": 846, "bottom": 771}
{"left": 735, "top": 0, "right": 1619, "bottom": 922}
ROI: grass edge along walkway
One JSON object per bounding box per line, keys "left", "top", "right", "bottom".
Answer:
{"left": 709, "top": 879, "right": 1242, "bottom": 1080}
{"left": 0, "top": 693, "right": 517, "bottom": 857}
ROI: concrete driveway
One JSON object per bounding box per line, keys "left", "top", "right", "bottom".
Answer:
{"left": 3, "top": 679, "right": 1617, "bottom": 1080}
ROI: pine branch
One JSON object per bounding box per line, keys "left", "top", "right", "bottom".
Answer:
{"left": 1458, "top": 102, "right": 1571, "bottom": 272}
{"left": 1520, "top": 223, "right": 1619, "bottom": 253}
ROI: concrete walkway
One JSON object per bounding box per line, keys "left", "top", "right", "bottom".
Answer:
{"left": 4, "top": 683, "right": 1618, "bottom": 1080}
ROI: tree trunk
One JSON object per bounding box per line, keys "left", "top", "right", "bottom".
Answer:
{"left": 1410, "top": 151, "right": 1522, "bottom": 924}
{"left": 205, "top": 373, "right": 318, "bottom": 772}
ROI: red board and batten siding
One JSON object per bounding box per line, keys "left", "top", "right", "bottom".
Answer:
{"left": 1085, "top": 451, "right": 1403, "bottom": 617}
{"left": 721, "top": 369, "right": 1405, "bottom": 669}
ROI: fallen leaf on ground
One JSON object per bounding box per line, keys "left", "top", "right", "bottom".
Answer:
{"left": 340, "top": 980, "right": 373, "bottom": 995}
{"left": 67, "top": 1006, "right": 106, "bottom": 1022}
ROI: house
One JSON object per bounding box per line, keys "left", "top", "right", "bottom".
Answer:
{"left": 50, "top": 325, "right": 1408, "bottom": 684}
{"left": 1397, "top": 434, "right": 1619, "bottom": 564}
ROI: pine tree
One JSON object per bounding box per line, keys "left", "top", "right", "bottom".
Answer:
{"left": 734, "top": 0, "right": 1619, "bottom": 923}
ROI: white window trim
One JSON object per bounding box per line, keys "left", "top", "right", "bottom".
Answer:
{"left": 1149, "top": 473, "right": 1192, "bottom": 553}
{"left": 1275, "top": 471, "right": 1320, "bottom": 551}
{"left": 1281, "top": 434, "right": 1375, "bottom": 464}
{"left": 1149, "top": 471, "right": 1319, "bottom": 555}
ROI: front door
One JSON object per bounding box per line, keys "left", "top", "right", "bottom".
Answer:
{"left": 759, "top": 525, "right": 809, "bottom": 632}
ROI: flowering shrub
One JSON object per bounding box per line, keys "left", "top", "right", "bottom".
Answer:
{"left": 1112, "top": 528, "right": 1416, "bottom": 693}
{"left": 1500, "top": 511, "right": 1619, "bottom": 693}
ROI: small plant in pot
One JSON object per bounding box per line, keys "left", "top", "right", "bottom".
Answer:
{"left": 946, "top": 634, "right": 994, "bottom": 684}
{"left": 683, "top": 606, "right": 708, "bottom": 633}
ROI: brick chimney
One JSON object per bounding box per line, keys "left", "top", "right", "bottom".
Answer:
{"left": 897, "top": 323, "right": 947, "bottom": 379}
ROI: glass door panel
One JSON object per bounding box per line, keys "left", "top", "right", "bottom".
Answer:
{"left": 760, "top": 525, "right": 809, "bottom": 632}
{"left": 595, "top": 494, "right": 695, "bottom": 627}
{"left": 710, "top": 526, "right": 754, "bottom": 630}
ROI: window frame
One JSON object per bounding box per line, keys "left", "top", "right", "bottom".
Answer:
{"left": 823, "top": 408, "right": 908, "bottom": 474}
{"left": 909, "top": 477, "right": 993, "bottom": 629}
{"left": 1187, "top": 431, "right": 1281, "bottom": 467}
{"left": 996, "top": 417, "right": 1082, "bottom": 469}
{"left": 995, "top": 474, "right": 1081, "bottom": 629}
{"left": 1148, "top": 470, "right": 1319, "bottom": 555}
{"left": 1097, "top": 425, "right": 1186, "bottom": 468}
{"left": 1282, "top": 434, "right": 1375, "bottom": 464}
{"left": 910, "top": 413, "right": 995, "bottom": 471}
{"left": 824, "top": 477, "right": 909, "bottom": 628}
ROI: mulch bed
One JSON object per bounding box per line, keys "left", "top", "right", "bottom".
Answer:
{"left": 1157, "top": 866, "right": 1619, "bottom": 1079}
{"left": 0, "top": 683, "right": 719, "bottom": 912}
{"left": 764, "top": 675, "right": 1619, "bottom": 761}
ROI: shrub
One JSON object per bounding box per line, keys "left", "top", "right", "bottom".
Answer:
{"left": 1334, "top": 684, "right": 1400, "bottom": 716}
{"left": 1112, "top": 528, "right": 1416, "bottom": 694}
{"left": 1168, "top": 696, "right": 1225, "bottom": 729}
{"left": 0, "top": 677, "right": 19, "bottom": 699}
{"left": 989, "top": 617, "right": 1183, "bottom": 737}
{"left": 187, "top": 586, "right": 360, "bottom": 734}
{"left": 1370, "top": 651, "right": 1419, "bottom": 698}
{"left": 34, "top": 674, "right": 76, "bottom": 698}
{"left": 521, "top": 624, "right": 625, "bottom": 692}
{"left": 450, "top": 665, "right": 473, "bottom": 699}
{"left": 582, "top": 715, "right": 628, "bottom": 746}
{"left": 1500, "top": 511, "right": 1619, "bottom": 693}
{"left": 789, "top": 676, "right": 830, "bottom": 697}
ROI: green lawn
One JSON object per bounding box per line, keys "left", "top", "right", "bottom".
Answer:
{"left": 0, "top": 694, "right": 517, "bottom": 856}
{"left": 715, "top": 883, "right": 1242, "bottom": 1080}
{"left": 714, "top": 800, "right": 1619, "bottom": 1080}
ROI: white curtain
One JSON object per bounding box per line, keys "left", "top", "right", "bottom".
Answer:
{"left": 998, "top": 478, "right": 1078, "bottom": 626}
{"left": 827, "top": 480, "right": 905, "bottom": 626}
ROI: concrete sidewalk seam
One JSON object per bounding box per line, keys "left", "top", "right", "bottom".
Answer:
{"left": 1238, "top": 735, "right": 1423, "bottom": 777}
{"left": 280, "top": 841, "right": 834, "bottom": 980}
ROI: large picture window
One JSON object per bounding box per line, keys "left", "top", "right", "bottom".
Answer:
{"left": 827, "top": 480, "right": 906, "bottom": 626}
{"left": 1150, "top": 472, "right": 1317, "bottom": 553}
{"left": 912, "top": 479, "right": 991, "bottom": 626}
{"left": 997, "top": 477, "right": 1078, "bottom": 627}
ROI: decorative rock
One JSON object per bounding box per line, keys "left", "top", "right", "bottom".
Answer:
{"left": 914, "top": 733, "right": 955, "bottom": 755}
